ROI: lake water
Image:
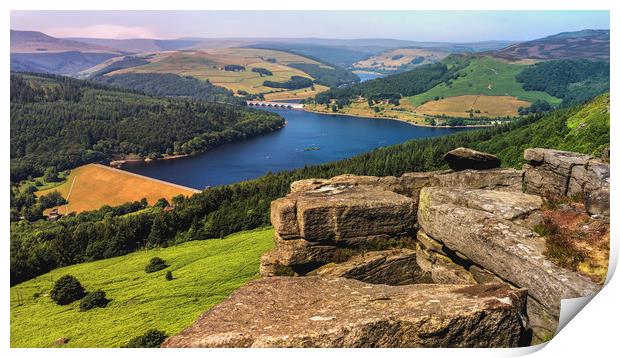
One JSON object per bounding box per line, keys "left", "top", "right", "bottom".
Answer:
{"left": 124, "top": 108, "right": 471, "bottom": 189}
{"left": 356, "top": 73, "right": 384, "bottom": 82}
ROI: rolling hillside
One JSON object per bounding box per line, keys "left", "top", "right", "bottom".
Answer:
{"left": 10, "top": 228, "right": 274, "bottom": 348}
{"left": 11, "top": 30, "right": 121, "bottom": 54}
{"left": 309, "top": 36, "right": 608, "bottom": 126}
{"left": 493, "top": 29, "right": 609, "bottom": 61}
{"left": 101, "top": 48, "right": 333, "bottom": 98}
{"left": 353, "top": 47, "right": 450, "bottom": 73}
{"left": 405, "top": 56, "right": 561, "bottom": 107}
{"left": 10, "top": 30, "right": 123, "bottom": 76}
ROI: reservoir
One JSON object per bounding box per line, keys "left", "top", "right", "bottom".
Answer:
{"left": 124, "top": 108, "right": 472, "bottom": 189}
{"left": 356, "top": 72, "right": 384, "bottom": 82}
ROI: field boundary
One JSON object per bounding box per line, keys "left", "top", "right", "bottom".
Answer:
{"left": 92, "top": 164, "right": 201, "bottom": 193}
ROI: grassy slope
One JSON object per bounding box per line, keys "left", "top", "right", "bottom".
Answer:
{"left": 406, "top": 56, "right": 561, "bottom": 107}
{"left": 474, "top": 93, "right": 610, "bottom": 167}
{"left": 10, "top": 228, "right": 274, "bottom": 348}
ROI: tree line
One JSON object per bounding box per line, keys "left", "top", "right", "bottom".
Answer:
{"left": 515, "top": 59, "right": 609, "bottom": 106}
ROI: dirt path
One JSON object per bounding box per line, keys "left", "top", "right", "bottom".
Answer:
{"left": 64, "top": 176, "right": 78, "bottom": 213}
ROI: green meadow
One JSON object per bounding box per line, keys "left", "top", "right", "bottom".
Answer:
{"left": 10, "top": 227, "right": 274, "bottom": 348}
{"left": 406, "top": 56, "right": 561, "bottom": 107}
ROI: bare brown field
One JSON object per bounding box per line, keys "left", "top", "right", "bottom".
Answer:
{"left": 415, "top": 95, "right": 531, "bottom": 117}
{"left": 37, "top": 164, "right": 199, "bottom": 214}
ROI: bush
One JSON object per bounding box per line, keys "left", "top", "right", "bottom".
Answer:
{"left": 122, "top": 329, "right": 168, "bottom": 348}
{"left": 80, "top": 290, "right": 109, "bottom": 311}
{"left": 145, "top": 257, "right": 168, "bottom": 273}
{"left": 50, "top": 275, "right": 85, "bottom": 305}
{"left": 165, "top": 271, "right": 173, "bottom": 281}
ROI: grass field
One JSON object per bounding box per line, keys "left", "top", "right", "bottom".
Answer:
{"left": 305, "top": 102, "right": 431, "bottom": 126}
{"left": 110, "top": 48, "right": 328, "bottom": 96}
{"left": 405, "top": 56, "right": 561, "bottom": 107}
{"left": 415, "top": 95, "right": 531, "bottom": 117}
{"left": 36, "top": 164, "right": 199, "bottom": 214}
{"left": 10, "top": 227, "right": 275, "bottom": 348}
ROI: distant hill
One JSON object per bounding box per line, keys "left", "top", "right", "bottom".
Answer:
{"left": 67, "top": 37, "right": 202, "bottom": 54}
{"left": 10, "top": 30, "right": 123, "bottom": 75}
{"left": 352, "top": 47, "right": 450, "bottom": 74}
{"left": 493, "top": 29, "right": 609, "bottom": 61}
{"left": 309, "top": 50, "right": 608, "bottom": 125}
{"left": 10, "top": 30, "right": 121, "bottom": 54}
{"left": 11, "top": 51, "right": 119, "bottom": 76}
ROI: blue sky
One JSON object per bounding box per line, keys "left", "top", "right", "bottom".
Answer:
{"left": 11, "top": 10, "right": 610, "bottom": 42}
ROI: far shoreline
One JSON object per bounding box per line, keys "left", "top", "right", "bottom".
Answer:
{"left": 300, "top": 107, "right": 496, "bottom": 129}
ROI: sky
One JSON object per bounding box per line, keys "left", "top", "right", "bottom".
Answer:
{"left": 10, "top": 10, "right": 610, "bottom": 42}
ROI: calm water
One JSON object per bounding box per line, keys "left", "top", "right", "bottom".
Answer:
{"left": 124, "top": 108, "right": 471, "bottom": 189}
{"left": 357, "top": 73, "right": 384, "bottom": 82}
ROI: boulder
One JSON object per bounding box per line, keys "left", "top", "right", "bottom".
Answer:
{"left": 443, "top": 147, "right": 501, "bottom": 171}
{"left": 418, "top": 187, "right": 602, "bottom": 317}
{"left": 310, "top": 249, "right": 433, "bottom": 285}
{"left": 523, "top": 149, "right": 610, "bottom": 217}
{"left": 163, "top": 277, "right": 530, "bottom": 348}
{"left": 271, "top": 184, "right": 416, "bottom": 243}
{"left": 523, "top": 148, "right": 594, "bottom": 196}
{"left": 585, "top": 187, "right": 610, "bottom": 218}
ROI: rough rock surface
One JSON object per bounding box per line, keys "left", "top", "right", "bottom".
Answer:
{"left": 434, "top": 168, "right": 524, "bottom": 192}
{"left": 418, "top": 187, "right": 601, "bottom": 317}
{"left": 163, "top": 277, "right": 529, "bottom": 348}
{"left": 310, "top": 249, "right": 433, "bottom": 285}
{"left": 271, "top": 184, "right": 416, "bottom": 242}
{"left": 523, "top": 149, "right": 610, "bottom": 216}
{"left": 443, "top": 147, "right": 501, "bottom": 171}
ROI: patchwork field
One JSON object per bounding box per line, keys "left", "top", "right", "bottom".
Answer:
{"left": 305, "top": 102, "right": 431, "bottom": 126}
{"left": 10, "top": 227, "right": 274, "bottom": 348}
{"left": 415, "top": 95, "right": 531, "bottom": 117}
{"left": 405, "top": 56, "right": 561, "bottom": 107}
{"left": 36, "top": 164, "right": 199, "bottom": 214}
{"left": 108, "top": 48, "right": 328, "bottom": 96}
{"left": 353, "top": 47, "right": 449, "bottom": 72}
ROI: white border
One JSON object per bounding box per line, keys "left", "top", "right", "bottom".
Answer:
{"left": 3, "top": 1, "right": 617, "bottom": 357}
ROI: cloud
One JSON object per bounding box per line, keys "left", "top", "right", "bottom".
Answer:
{"left": 49, "top": 24, "right": 157, "bottom": 39}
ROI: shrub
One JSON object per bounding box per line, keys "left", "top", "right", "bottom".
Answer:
{"left": 80, "top": 290, "right": 109, "bottom": 311}
{"left": 122, "top": 329, "right": 168, "bottom": 348}
{"left": 165, "top": 271, "right": 173, "bottom": 281}
{"left": 145, "top": 257, "right": 168, "bottom": 273}
{"left": 50, "top": 275, "right": 85, "bottom": 305}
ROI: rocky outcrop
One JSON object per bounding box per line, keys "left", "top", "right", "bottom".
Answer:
{"left": 267, "top": 184, "right": 417, "bottom": 274}
{"left": 167, "top": 147, "right": 608, "bottom": 348}
{"left": 417, "top": 187, "right": 601, "bottom": 318}
{"left": 163, "top": 277, "right": 529, "bottom": 348}
{"left": 271, "top": 184, "right": 416, "bottom": 242}
{"left": 523, "top": 148, "right": 610, "bottom": 217}
{"left": 443, "top": 147, "right": 501, "bottom": 171}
